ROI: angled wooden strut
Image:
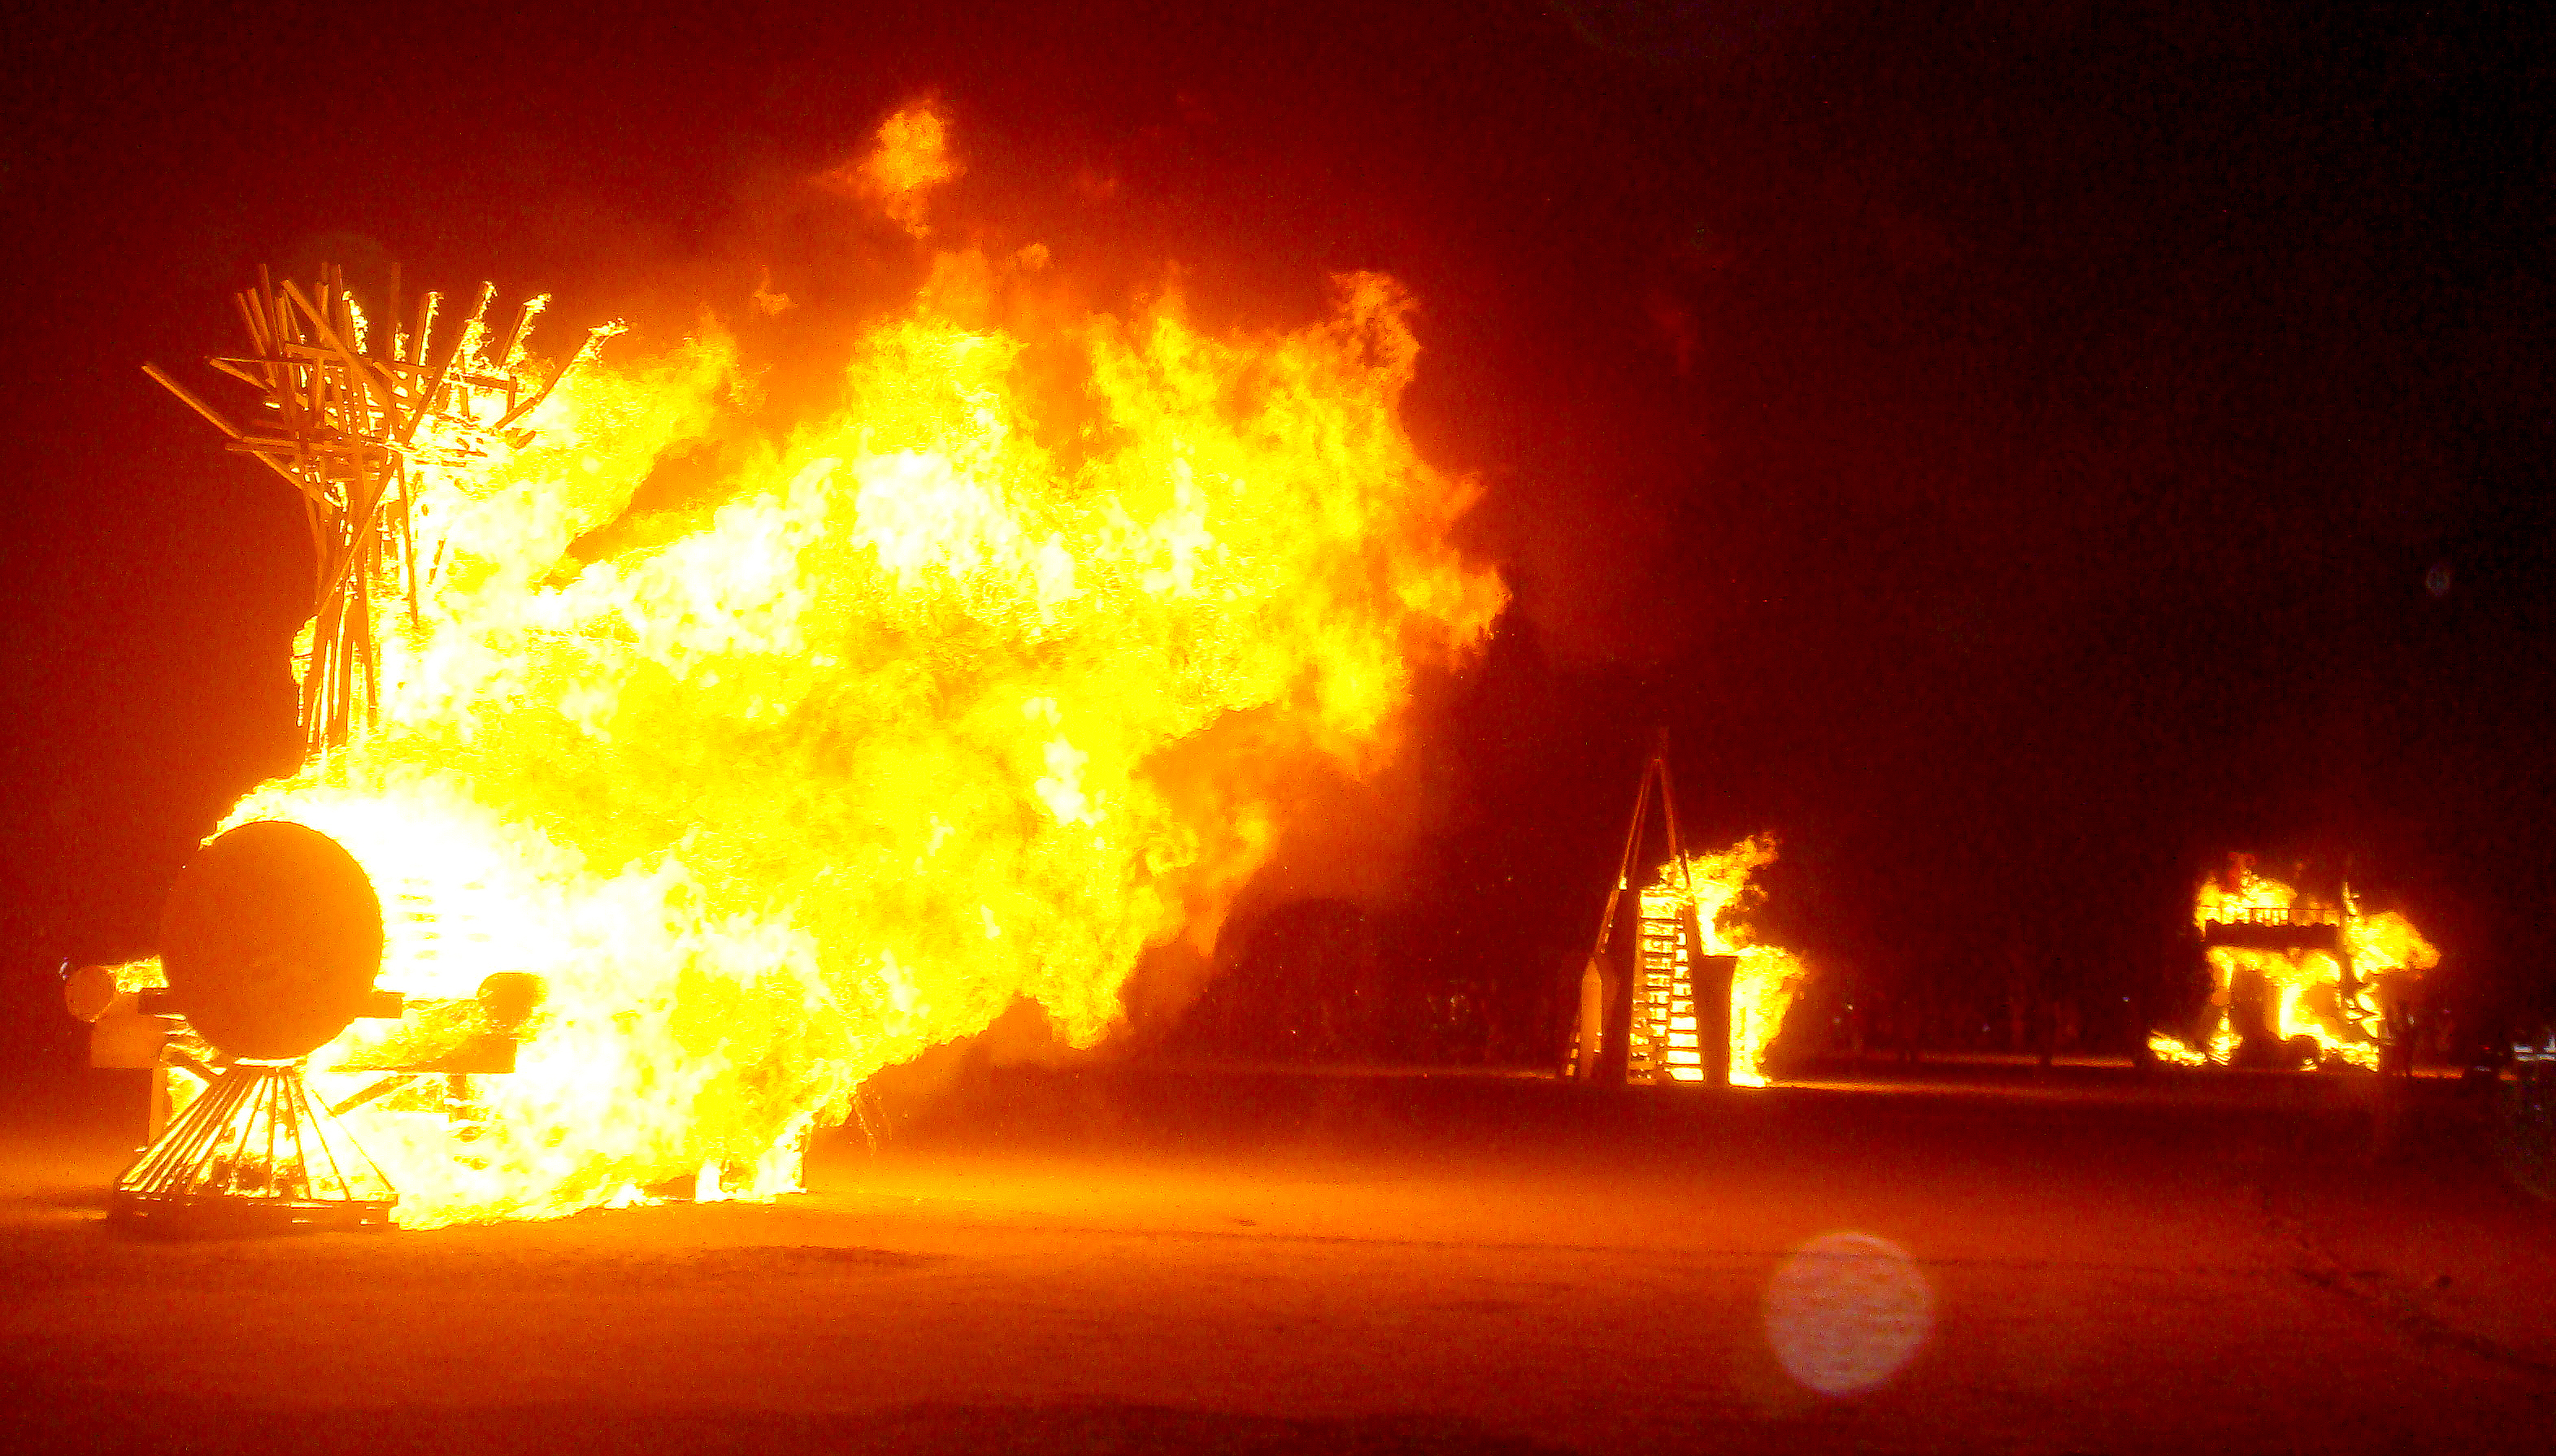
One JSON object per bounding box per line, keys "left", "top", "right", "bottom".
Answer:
{"left": 144, "top": 264, "right": 617, "bottom": 754}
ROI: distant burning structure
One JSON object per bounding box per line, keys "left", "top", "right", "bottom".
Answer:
{"left": 1571, "top": 745, "right": 1807, "bottom": 1087}
{"left": 2150, "top": 856, "right": 2437, "bottom": 1070}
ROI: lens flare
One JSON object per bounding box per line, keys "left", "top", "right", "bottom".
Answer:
{"left": 1763, "top": 1232, "right": 1933, "bottom": 1397}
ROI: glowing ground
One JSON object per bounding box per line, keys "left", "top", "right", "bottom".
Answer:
{"left": 2, "top": 1067, "right": 2549, "bottom": 1454}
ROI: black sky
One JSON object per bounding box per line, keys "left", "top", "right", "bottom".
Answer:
{"left": 2, "top": 0, "right": 2549, "bottom": 1071}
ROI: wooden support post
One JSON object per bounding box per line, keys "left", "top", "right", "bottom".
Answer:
{"left": 1693, "top": 949, "right": 1737, "bottom": 1089}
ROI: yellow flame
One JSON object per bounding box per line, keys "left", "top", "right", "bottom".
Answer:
{"left": 1649, "top": 833, "right": 1806, "bottom": 1087}
{"left": 2145, "top": 1032, "right": 2207, "bottom": 1067}
{"left": 196, "top": 135, "right": 1503, "bottom": 1226}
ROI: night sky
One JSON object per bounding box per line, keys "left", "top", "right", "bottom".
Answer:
{"left": 3, "top": 1, "right": 2548, "bottom": 1083}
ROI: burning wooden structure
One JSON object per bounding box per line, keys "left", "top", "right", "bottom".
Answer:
{"left": 143, "top": 265, "right": 615, "bottom": 750}
{"left": 1568, "top": 743, "right": 1803, "bottom": 1087}
{"left": 1629, "top": 879, "right": 1734, "bottom": 1084}
{"left": 65, "top": 263, "right": 606, "bottom": 1226}
{"left": 94, "top": 132, "right": 1510, "bottom": 1228}
{"left": 2150, "top": 858, "right": 2438, "bottom": 1070}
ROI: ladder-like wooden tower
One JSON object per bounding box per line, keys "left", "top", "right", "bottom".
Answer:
{"left": 1568, "top": 736, "right": 1737, "bottom": 1086}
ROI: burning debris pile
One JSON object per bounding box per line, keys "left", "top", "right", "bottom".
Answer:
{"left": 2149, "top": 856, "right": 2438, "bottom": 1070}
{"left": 121, "top": 106, "right": 1506, "bottom": 1226}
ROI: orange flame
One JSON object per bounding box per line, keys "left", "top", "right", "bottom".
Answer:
{"left": 179, "top": 115, "right": 1503, "bottom": 1225}
{"left": 837, "top": 102, "right": 963, "bottom": 237}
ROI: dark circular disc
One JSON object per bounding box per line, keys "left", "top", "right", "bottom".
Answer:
{"left": 63, "top": 963, "right": 120, "bottom": 1023}
{"left": 160, "top": 821, "right": 385, "bottom": 1060}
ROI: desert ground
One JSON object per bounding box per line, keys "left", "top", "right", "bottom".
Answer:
{"left": 3, "top": 1063, "right": 2551, "bottom": 1454}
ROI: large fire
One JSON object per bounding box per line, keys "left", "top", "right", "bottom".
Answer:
{"left": 2148, "top": 856, "right": 2437, "bottom": 1070}
{"left": 1643, "top": 834, "right": 1806, "bottom": 1087}
{"left": 163, "top": 106, "right": 1506, "bottom": 1225}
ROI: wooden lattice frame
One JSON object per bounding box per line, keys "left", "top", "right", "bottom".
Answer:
{"left": 146, "top": 263, "right": 614, "bottom": 751}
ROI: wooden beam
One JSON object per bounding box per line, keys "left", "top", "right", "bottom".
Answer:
{"left": 285, "top": 282, "right": 409, "bottom": 440}
{"left": 493, "top": 322, "right": 616, "bottom": 430}
{"left": 402, "top": 281, "right": 493, "bottom": 445}
{"left": 142, "top": 363, "right": 244, "bottom": 438}
{"left": 411, "top": 290, "right": 439, "bottom": 370}
{"left": 206, "top": 357, "right": 270, "bottom": 391}
{"left": 491, "top": 294, "right": 542, "bottom": 372}
{"left": 234, "top": 290, "right": 272, "bottom": 356}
